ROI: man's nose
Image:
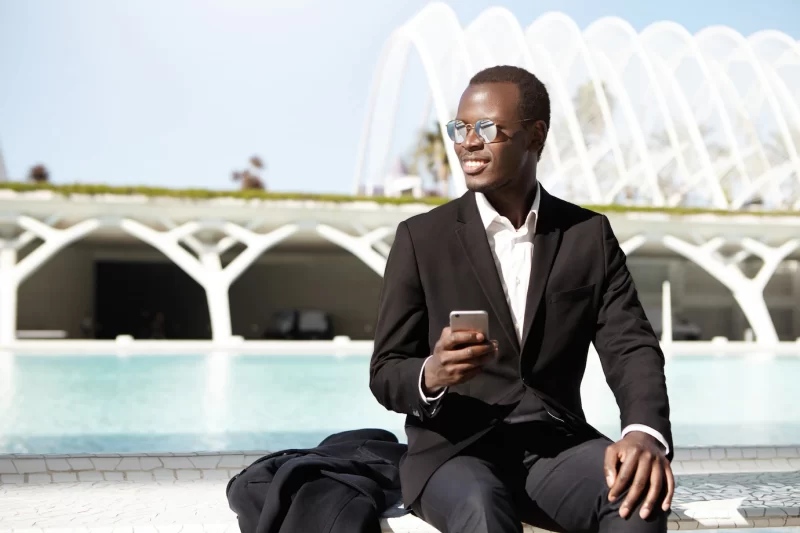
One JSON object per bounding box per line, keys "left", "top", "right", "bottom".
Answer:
{"left": 463, "top": 127, "right": 484, "bottom": 150}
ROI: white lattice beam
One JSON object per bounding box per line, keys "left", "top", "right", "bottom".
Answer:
{"left": 315, "top": 224, "right": 390, "bottom": 277}
{"left": 120, "top": 218, "right": 298, "bottom": 342}
{"left": 351, "top": 223, "right": 394, "bottom": 259}
{"left": 0, "top": 216, "right": 101, "bottom": 345}
{"left": 0, "top": 247, "right": 18, "bottom": 346}
{"left": 621, "top": 234, "right": 647, "bottom": 256}
{"left": 662, "top": 235, "right": 798, "bottom": 343}
{"left": 220, "top": 224, "right": 299, "bottom": 286}
{"left": 120, "top": 219, "right": 208, "bottom": 284}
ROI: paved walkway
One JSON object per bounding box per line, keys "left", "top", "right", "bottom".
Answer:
{"left": 1, "top": 471, "right": 800, "bottom": 531}
{"left": 0, "top": 479, "right": 236, "bottom": 531}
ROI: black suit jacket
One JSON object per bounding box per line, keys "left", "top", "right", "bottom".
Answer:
{"left": 226, "top": 429, "right": 407, "bottom": 533}
{"left": 369, "top": 186, "right": 672, "bottom": 505}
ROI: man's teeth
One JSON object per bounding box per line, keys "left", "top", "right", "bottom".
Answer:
{"left": 464, "top": 160, "right": 487, "bottom": 169}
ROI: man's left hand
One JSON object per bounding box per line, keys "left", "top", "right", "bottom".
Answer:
{"left": 604, "top": 432, "right": 674, "bottom": 519}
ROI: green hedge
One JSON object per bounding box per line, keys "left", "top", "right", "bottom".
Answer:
{"left": 1, "top": 181, "right": 797, "bottom": 217}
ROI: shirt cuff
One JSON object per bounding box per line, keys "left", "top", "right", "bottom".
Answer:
{"left": 621, "top": 424, "right": 670, "bottom": 455}
{"left": 419, "top": 355, "right": 447, "bottom": 404}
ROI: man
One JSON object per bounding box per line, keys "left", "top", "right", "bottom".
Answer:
{"left": 370, "top": 65, "right": 674, "bottom": 533}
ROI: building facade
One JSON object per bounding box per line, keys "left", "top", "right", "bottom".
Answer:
{"left": 1, "top": 189, "right": 799, "bottom": 348}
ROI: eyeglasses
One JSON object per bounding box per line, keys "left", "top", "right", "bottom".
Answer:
{"left": 446, "top": 118, "right": 534, "bottom": 144}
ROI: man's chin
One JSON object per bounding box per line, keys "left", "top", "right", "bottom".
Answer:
{"left": 466, "top": 175, "right": 505, "bottom": 193}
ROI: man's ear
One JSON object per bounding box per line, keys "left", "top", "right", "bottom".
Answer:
{"left": 528, "top": 120, "right": 548, "bottom": 155}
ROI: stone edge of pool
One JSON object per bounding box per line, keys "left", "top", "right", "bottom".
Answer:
{"left": 0, "top": 445, "right": 799, "bottom": 485}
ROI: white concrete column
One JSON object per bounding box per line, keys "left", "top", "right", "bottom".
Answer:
{"left": 667, "top": 259, "right": 685, "bottom": 318}
{"left": 200, "top": 251, "right": 232, "bottom": 342}
{"left": 0, "top": 247, "right": 18, "bottom": 346}
{"left": 662, "top": 235, "right": 799, "bottom": 344}
{"left": 0, "top": 217, "right": 101, "bottom": 346}
{"left": 120, "top": 219, "right": 298, "bottom": 342}
{"left": 661, "top": 280, "right": 673, "bottom": 344}
{"left": 793, "top": 262, "right": 800, "bottom": 340}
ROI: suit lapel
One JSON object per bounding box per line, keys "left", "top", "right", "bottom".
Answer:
{"left": 455, "top": 193, "right": 520, "bottom": 353}
{"left": 520, "top": 188, "right": 562, "bottom": 352}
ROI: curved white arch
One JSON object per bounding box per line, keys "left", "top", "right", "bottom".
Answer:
{"left": 526, "top": 12, "right": 633, "bottom": 198}
{"left": 465, "top": 7, "right": 601, "bottom": 201}
{"left": 644, "top": 26, "right": 777, "bottom": 207}
{"left": 358, "top": 7, "right": 800, "bottom": 211}
{"left": 641, "top": 21, "right": 756, "bottom": 204}
{"left": 748, "top": 30, "right": 800, "bottom": 66}
{"left": 353, "top": 38, "right": 394, "bottom": 195}
{"left": 583, "top": 47, "right": 665, "bottom": 204}
{"left": 587, "top": 17, "right": 727, "bottom": 208}
{"left": 354, "top": 3, "right": 472, "bottom": 197}
{"left": 696, "top": 26, "right": 800, "bottom": 189}
{"left": 461, "top": 8, "right": 567, "bottom": 186}
{"left": 700, "top": 31, "right": 799, "bottom": 207}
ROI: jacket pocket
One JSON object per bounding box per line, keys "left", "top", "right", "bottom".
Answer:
{"left": 548, "top": 283, "right": 595, "bottom": 303}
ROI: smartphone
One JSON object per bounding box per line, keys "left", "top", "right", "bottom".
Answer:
{"left": 449, "top": 310, "right": 489, "bottom": 337}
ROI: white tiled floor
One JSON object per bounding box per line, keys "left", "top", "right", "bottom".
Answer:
{"left": 0, "top": 479, "right": 445, "bottom": 533}
{"left": 3, "top": 472, "right": 800, "bottom": 532}
{"left": 0, "top": 480, "right": 237, "bottom": 531}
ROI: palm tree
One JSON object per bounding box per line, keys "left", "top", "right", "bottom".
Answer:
{"left": 412, "top": 123, "right": 450, "bottom": 197}
{"left": 232, "top": 155, "right": 266, "bottom": 190}
{"left": 28, "top": 164, "right": 50, "bottom": 183}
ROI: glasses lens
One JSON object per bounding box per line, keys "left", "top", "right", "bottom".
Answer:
{"left": 447, "top": 120, "right": 466, "bottom": 143}
{"left": 476, "top": 119, "right": 497, "bottom": 143}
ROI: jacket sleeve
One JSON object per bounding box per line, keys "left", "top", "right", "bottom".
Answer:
{"left": 593, "top": 215, "right": 673, "bottom": 456}
{"left": 370, "top": 221, "right": 434, "bottom": 418}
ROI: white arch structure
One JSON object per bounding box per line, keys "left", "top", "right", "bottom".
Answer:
{"left": 356, "top": 3, "right": 800, "bottom": 210}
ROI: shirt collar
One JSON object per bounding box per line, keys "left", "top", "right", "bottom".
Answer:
{"left": 474, "top": 181, "right": 541, "bottom": 231}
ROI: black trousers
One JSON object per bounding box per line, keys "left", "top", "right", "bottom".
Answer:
{"left": 411, "top": 422, "right": 667, "bottom": 533}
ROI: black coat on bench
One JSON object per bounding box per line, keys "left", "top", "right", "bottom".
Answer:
{"left": 226, "top": 429, "right": 408, "bottom": 533}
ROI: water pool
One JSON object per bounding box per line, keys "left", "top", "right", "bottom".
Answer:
{"left": 0, "top": 353, "right": 798, "bottom": 454}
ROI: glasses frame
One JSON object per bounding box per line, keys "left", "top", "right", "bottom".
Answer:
{"left": 446, "top": 118, "right": 535, "bottom": 144}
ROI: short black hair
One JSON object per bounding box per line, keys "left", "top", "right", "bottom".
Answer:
{"left": 469, "top": 65, "right": 550, "bottom": 157}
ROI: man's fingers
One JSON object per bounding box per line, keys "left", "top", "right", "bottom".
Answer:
{"left": 619, "top": 454, "right": 653, "bottom": 519}
{"left": 443, "top": 330, "right": 485, "bottom": 349}
{"left": 604, "top": 445, "right": 620, "bottom": 488}
{"left": 662, "top": 459, "right": 675, "bottom": 511}
{"left": 445, "top": 342, "right": 496, "bottom": 364}
{"left": 639, "top": 459, "right": 664, "bottom": 519}
{"left": 608, "top": 449, "right": 637, "bottom": 502}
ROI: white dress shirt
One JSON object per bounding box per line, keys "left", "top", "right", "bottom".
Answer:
{"left": 418, "top": 182, "right": 669, "bottom": 452}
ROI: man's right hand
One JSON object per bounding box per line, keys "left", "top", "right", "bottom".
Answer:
{"left": 423, "top": 327, "right": 498, "bottom": 393}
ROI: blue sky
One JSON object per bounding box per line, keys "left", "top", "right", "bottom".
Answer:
{"left": 1, "top": 0, "right": 798, "bottom": 194}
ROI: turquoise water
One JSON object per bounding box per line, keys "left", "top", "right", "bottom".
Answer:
{"left": 0, "top": 353, "right": 798, "bottom": 454}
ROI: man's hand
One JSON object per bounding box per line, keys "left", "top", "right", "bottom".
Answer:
{"left": 604, "top": 432, "right": 674, "bottom": 520}
{"left": 423, "top": 327, "right": 498, "bottom": 393}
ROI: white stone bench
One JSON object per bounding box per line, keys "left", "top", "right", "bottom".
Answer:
{"left": 0, "top": 449, "right": 798, "bottom": 530}
{"left": 380, "top": 471, "right": 800, "bottom": 531}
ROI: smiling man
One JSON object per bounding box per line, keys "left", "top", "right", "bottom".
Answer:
{"left": 370, "top": 65, "right": 674, "bottom": 533}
